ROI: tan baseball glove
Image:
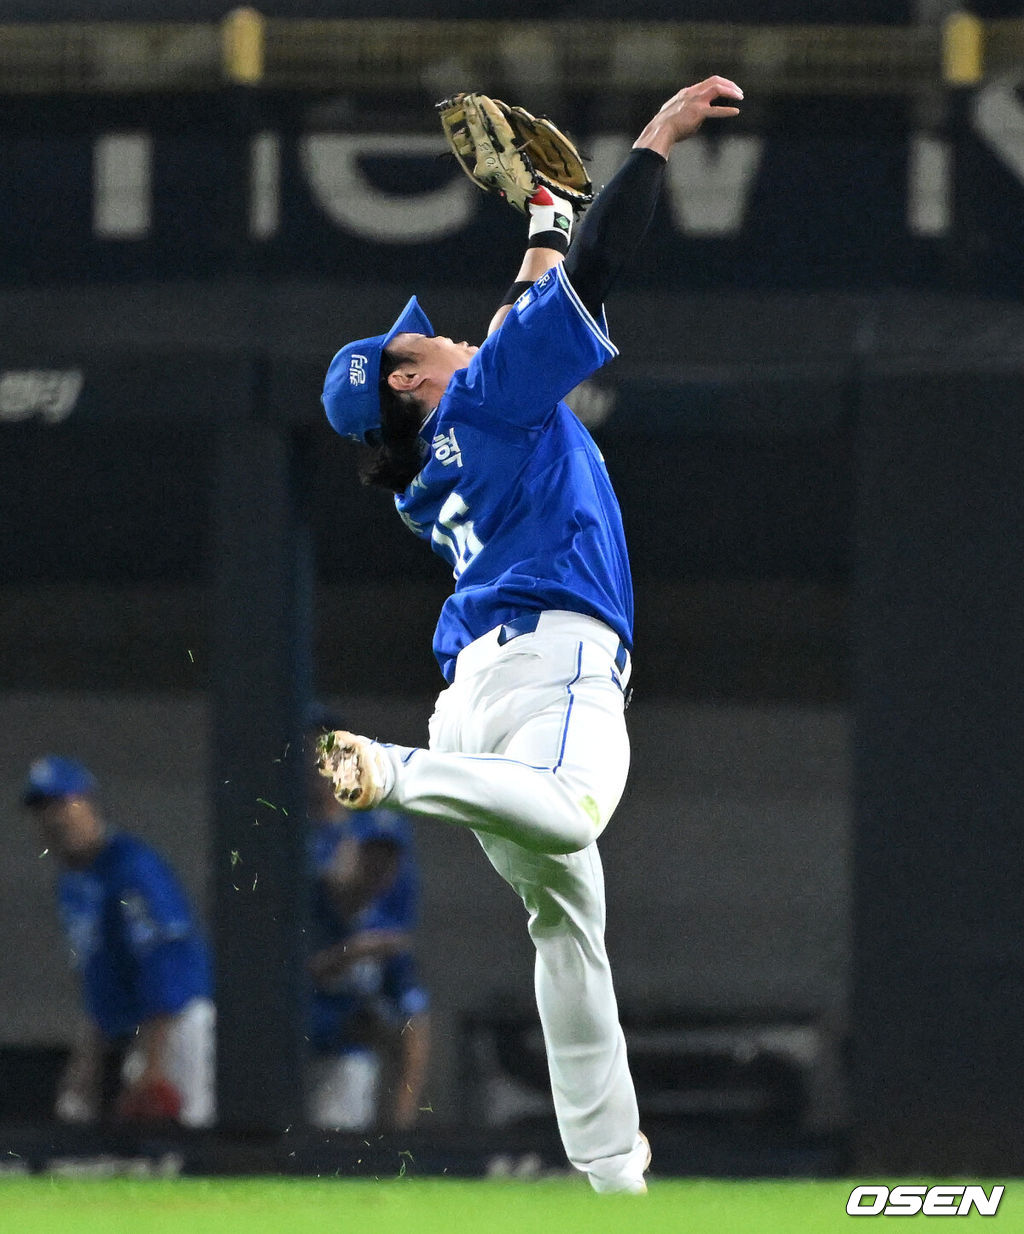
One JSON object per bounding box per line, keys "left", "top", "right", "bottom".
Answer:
{"left": 437, "top": 91, "right": 593, "bottom": 214}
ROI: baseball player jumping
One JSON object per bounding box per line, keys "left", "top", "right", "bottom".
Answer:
{"left": 319, "top": 79, "right": 743, "bottom": 1193}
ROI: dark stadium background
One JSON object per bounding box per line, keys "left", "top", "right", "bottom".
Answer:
{"left": 2, "top": 0, "right": 1023, "bottom": 1179}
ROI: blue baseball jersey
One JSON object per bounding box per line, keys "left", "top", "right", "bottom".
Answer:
{"left": 396, "top": 263, "right": 633, "bottom": 682}
{"left": 56, "top": 832, "right": 213, "bottom": 1040}
{"left": 308, "top": 811, "right": 428, "bottom": 1054}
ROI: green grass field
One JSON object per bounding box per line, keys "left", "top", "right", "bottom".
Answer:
{"left": 0, "top": 1177, "right": 1019, "bottom": 1234}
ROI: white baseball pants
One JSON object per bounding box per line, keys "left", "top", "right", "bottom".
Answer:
{"left": 123, "top": 996, "right": 217, "bottom": 1128}
{"left": 306, "top": 1049, "right": 379, "bottom": 1131}
{"left": 384, "top": 610, "right": 647, "bottom": 1190}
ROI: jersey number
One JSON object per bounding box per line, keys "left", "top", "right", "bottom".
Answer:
{"left": 432, "top": 493, "right": 482, "bottom": 578}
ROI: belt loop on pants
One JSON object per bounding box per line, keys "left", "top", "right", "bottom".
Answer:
{"left": 496, "top": 612, "right": 629, "bottom": 674}
{"left": 496, "top": 613, "right": 541, "bottom": 645}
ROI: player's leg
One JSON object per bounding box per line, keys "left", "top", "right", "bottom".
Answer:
{"left": 306, "top": 1049, "right": 380, "bottom": 1131}
{"left": 474, "top": 832, "right": 649, "bottom": 1193}
{"left": 429, "top": 618, "right": 646, "bottom": 1189}
{"left": 327, "top": 618, "right": 630, "bottom": 854}
{"left": 164, "top": 996, "right": 217, "bottom": 1128}
{"left": 397, "top": 676, "right": 626, "bottom": 852}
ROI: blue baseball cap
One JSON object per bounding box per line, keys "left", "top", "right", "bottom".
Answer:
{"left": 322, "top": 295, "right": 434, "bottom": 443}
{"left": 23, "top": 755, "right": 98, "bottom": 805}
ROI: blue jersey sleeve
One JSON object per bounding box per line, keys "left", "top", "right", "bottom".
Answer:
{"left": 455, "top": 263, "right": 618, "bottom": 430}
{"left": 116, "top": 842, "right": 212, "bottom": 1018}
{"left": 135, "top": 938, "right": 213, "bottom": 1019}
{"left": 117, "top": 844, "right": 197, "bottom": 950}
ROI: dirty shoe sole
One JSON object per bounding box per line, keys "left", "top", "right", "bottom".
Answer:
{"left": 316, "top": 729, "right": 388, "bottom": 810}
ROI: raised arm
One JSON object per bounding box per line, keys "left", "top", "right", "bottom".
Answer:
{"left": 564, "top": 77, "right": 743, "bottom": 316}
{"left": 632, "top": 76, "right": 743, "bottom": 158}
{"left": 489, "top": 77, "right": 744, "bottom": 334}
{"left": 487, "top": 190, "right": 575, "bottom": 336}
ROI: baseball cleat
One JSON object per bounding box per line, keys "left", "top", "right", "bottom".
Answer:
{"left": 637, "top": 1130, "right": 652, "bottom": 1190}
{"left": 588, "top": 1130, "right": 651, "bottom": 1195}
{"left": 316, "top": 730, "right": 390, "bottom": 810}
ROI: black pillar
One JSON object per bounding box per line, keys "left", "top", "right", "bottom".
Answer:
{"left": 209, "top": 360, "right": 313, "bottom": 1131}
{"left": 851, "top": 363, "right": 1024, "bottom": 1172}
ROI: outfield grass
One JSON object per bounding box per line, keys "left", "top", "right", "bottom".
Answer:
{"left": 0, "top": 1177, "right": 1020, "bottom": 1234}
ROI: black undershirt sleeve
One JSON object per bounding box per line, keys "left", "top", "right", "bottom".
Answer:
{"left": 563, "top": 146, "right": 667, "bottom": 317}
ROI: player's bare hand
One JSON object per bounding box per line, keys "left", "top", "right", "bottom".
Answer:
{"left": 634, "top": 77, "right": 743, "bottom": 157}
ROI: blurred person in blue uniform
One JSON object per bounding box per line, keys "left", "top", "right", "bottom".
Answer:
{"left": 305, "top": 714, "right": 430, "bottom": 1132}
{"left": 23, "top": 755, "right": 215, "bottom": 1127}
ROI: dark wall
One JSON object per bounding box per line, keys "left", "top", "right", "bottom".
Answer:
{"left": 852, "top": 364, "right": 1024, "bottom": 1171}
{"left": 5, "top": 297, "right": 1023, "bottom": 705}
{"left": 0, "top": 328, "right": 856, "bottom": 701}
{"left": 0, "top": 390, "right": 851, "bottom": 587}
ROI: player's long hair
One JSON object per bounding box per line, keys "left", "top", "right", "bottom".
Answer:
{"left": 357, "top": 349, "right": 428, "bottom": 493}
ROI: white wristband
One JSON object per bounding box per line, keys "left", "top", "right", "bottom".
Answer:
{"left": 528, "top": 187, "right": 574, "bottom": 249}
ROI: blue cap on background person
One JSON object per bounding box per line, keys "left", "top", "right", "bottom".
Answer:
{"left": 23, "top": 756, "right": 98, "bottom": 806}
{"left": 321, "top": 295, "right": 434, "bottom": 443}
